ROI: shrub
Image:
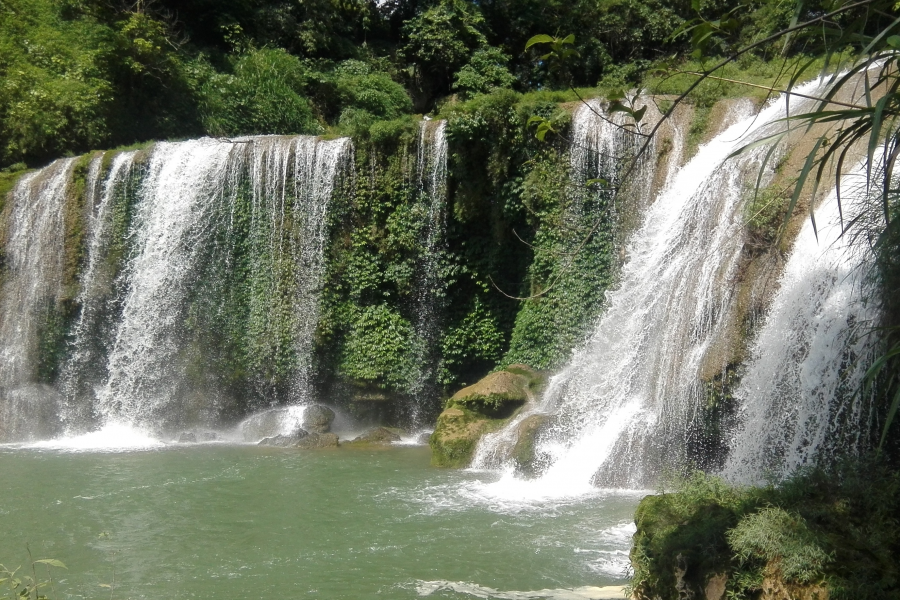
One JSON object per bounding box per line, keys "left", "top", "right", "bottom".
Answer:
{"left": 199, "top": 48, "right": 320, "bottom": 136}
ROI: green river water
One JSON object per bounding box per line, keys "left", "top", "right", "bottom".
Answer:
{"left": 0, "top": 444, "right": 639, "bottom": 599}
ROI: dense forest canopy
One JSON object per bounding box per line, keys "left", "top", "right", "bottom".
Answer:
{"left": 0, "top": 0, "right": 856, "bottom": 170}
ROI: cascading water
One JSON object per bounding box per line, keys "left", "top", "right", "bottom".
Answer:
{"left": 474, "top": 86, "right": 833, "bottom": 492}
{"left": 408, "top": 120, "right": 448, "bottom": 420}
{"left": 0, "top": 158, "right": 76, "bottom": 439}
{"left": 0, "top": 135, "right": 352, "bottom": 440}
{"left": 724, "top": 163, "right": 880, "bottom": 483}
{"left": 59, "top": 151, "right": 137, "bottom": 426}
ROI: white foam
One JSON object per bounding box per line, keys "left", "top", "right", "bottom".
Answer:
{"left": 27, "top": 423, "right": 164, "bottom": 452}
{"left": 415, "top": 580, "right": 627, "bottom": 599}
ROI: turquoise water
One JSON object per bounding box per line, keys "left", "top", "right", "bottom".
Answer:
{"left": 0, "top": 444, "right": 639, "bottom": 599}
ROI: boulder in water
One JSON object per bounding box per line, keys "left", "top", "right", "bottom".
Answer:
{"left": 178, "top": 431, "right": 197, "bottom": 443}
{"left": 430, "top": 407, "right": 504, "bottom": 468}
{"left": 296, "top": 432, "right": 340, "bottom": 449}
{"left": 258, "top": 429, "right": 309, "bottom": 447}
{"left": 302, "top": 404, "right": 335, "bottom": 433}
{"left": 448, "top": 370, "right": 531, "bottom": 418}
{"left": 238, "top": 407, "right": 304, "bottom": 442}
{"left": 350, "top": 426, "right": 403, "bottom": 444}
{"left": 511, "top": 414, "right": 552, "bottom": 477}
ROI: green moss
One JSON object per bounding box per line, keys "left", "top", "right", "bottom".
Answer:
{"left": 429, "top": 405, "right": 505, "bottom": 468}
{"left": 631, "top": 463, "right": 900, "bottom": 600}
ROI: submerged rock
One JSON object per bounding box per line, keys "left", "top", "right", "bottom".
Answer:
{"left": 177, "top": 429, "right": 219, "bottom": 443}
{"left": 302, "top": 404, "right": 335, "bottom": 433}
{"left": 351, "top": 426, "right": 403, "bottom": 444}
{"left": 296, "top": 432, "right": 340, "bottom": 449}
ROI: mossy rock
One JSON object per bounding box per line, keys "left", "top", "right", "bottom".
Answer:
{"left": 448, "top": 370, "right": 531, "bottom": 417}
{"left": 510, "top": 413, "right": 551, "bottom": 477}
{"left": 429, "top": 406, "right": 505, "bottom": 468}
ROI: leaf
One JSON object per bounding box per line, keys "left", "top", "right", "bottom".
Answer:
{"left": 633, "top": 105, "right": 647, "bottom": 123}
{"left": 888, "top": 35, "right": 900, "bottom": 48}
{"left": 33, "top": 560, "right": 66, "bottom": 569}
{"left": 524, "top": 34, "right": 554, "bottom": 51}
{"left": 99, "top": 584, "right": 112, "bottom": 588}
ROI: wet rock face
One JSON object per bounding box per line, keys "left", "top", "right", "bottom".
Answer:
{"left": 430, "top": 407, "right": 502, "bottom": 468}
{"left": 302, "top": 405, "right": 335, "bottom": 433}
{"left": 0, "top": 384, "right": 63, "bottom": 442}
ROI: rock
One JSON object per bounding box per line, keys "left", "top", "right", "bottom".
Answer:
{"left": 705, "top": 574, "right": 727, "bottom": 600}
{"left": 430, "top": 406, "right": 503, "bottom": 468}
{"left": 197, "top": 430, "right": 219, "bottom": 442}
{"left": 416, "top": 432, "right": 432, "bottom": 445}
{"left": 510, "top": 414, "right": 551, "bottom": 477}
{"left": 178, "top": 431, "right": 197, "bottom": 443}
{"left": 449, "top": 370, "right": 530, "bottom": 417}
{"left": 296, "top": 432, "right": 340, "bottom": 449}
{"left": 0, "top": 384, "right": 63, "bottom": 442}
{"left": 302, "top": 404, "right": 335, "bottom": 434}
{"left": 352, "top": 426, "right": 403, "bottom": 444}
{"left": 258, "top": 429, "right": 309, "bottom": 447}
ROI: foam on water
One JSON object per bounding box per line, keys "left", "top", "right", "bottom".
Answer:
{"left": 26, "top": 423, "right": 164, "bottom": 452}
{"left": 414, "top": 581, "right": 627, "bottom": 599}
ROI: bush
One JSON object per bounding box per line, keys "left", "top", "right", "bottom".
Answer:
{"left": 199, "top": 48, "right": 320, "bottom": 136}
{"left": 453, "top": 48, "right": 516, "bottom": 98}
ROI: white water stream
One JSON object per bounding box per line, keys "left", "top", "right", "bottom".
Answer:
{"left": 409, "top": 120, "right": 449, "bottom": 417}
{"left": 473, "top": 81, "right": 850, "bottom": 493}
{"left": 724, "top": 162, "right": 879, "bottom": 482}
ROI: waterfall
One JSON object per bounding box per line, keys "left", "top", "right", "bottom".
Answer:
{"left": 0, "top": 158, "right": 75, "bottom": 387}
{"left": 409, "top": 120, "right": 448, "bottom": 419}
{"left": 474, "top": 86, "right": 829, "bottom": 491}
{"left": 0, "top": 158, "right": 75, "bottom": 439}
{"left": 724, "top": 163, "right": 880, "bottom": 483}
{"left": 60, "top": 151, "right": 137, "bottom": 424}
{"left": 0, "top": 135, "right": 351, "bottom": 439}
{"left": 96, "top": 138, "right": 239, "bottom": 427}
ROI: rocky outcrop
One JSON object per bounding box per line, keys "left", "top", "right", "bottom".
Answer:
{"left": 258, "top": 430, "right": 309, "bottom": 447}
{"left": 302, "top": 404, "right": 335, "bottom": 433}
{"left": 430, "top": 406, "right": 504, "bottom": 467}
{"left": 296, "top": 432, "right": 340, "bottom": 449}
{"left": 430, "top": 365, "right": 546, "bottom": 468}
{"left": 447, "top": 368, "right": 531, "bottom": 418}
{"left": 348, "top": 426, "right": 403, "bottom": 445}
{"left": 510, "top": 413, "right": 552, "bottom": 477}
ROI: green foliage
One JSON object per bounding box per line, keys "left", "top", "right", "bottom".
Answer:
{"left": 632, "top": 463, "right": 900, "bottom": 600}
{"left": 401, "top": 0, "right": 489, "bottom": 103}
{"left": 728, "top": 507, "right": 832, "bottom": 583}
{"left": 0, "top": 0, "right": 114, "bottom": 165}
{"left": 200, "top": 49, "right": 319, "bottom": 136}
{"left": 452, "top": 48, "right": 516, "bottom": 99}
{"left": 338, "top": 304, "right": 415, "bottom": 389}
{"left": 0, "top": 556, "right": 66, "bottom": 600}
